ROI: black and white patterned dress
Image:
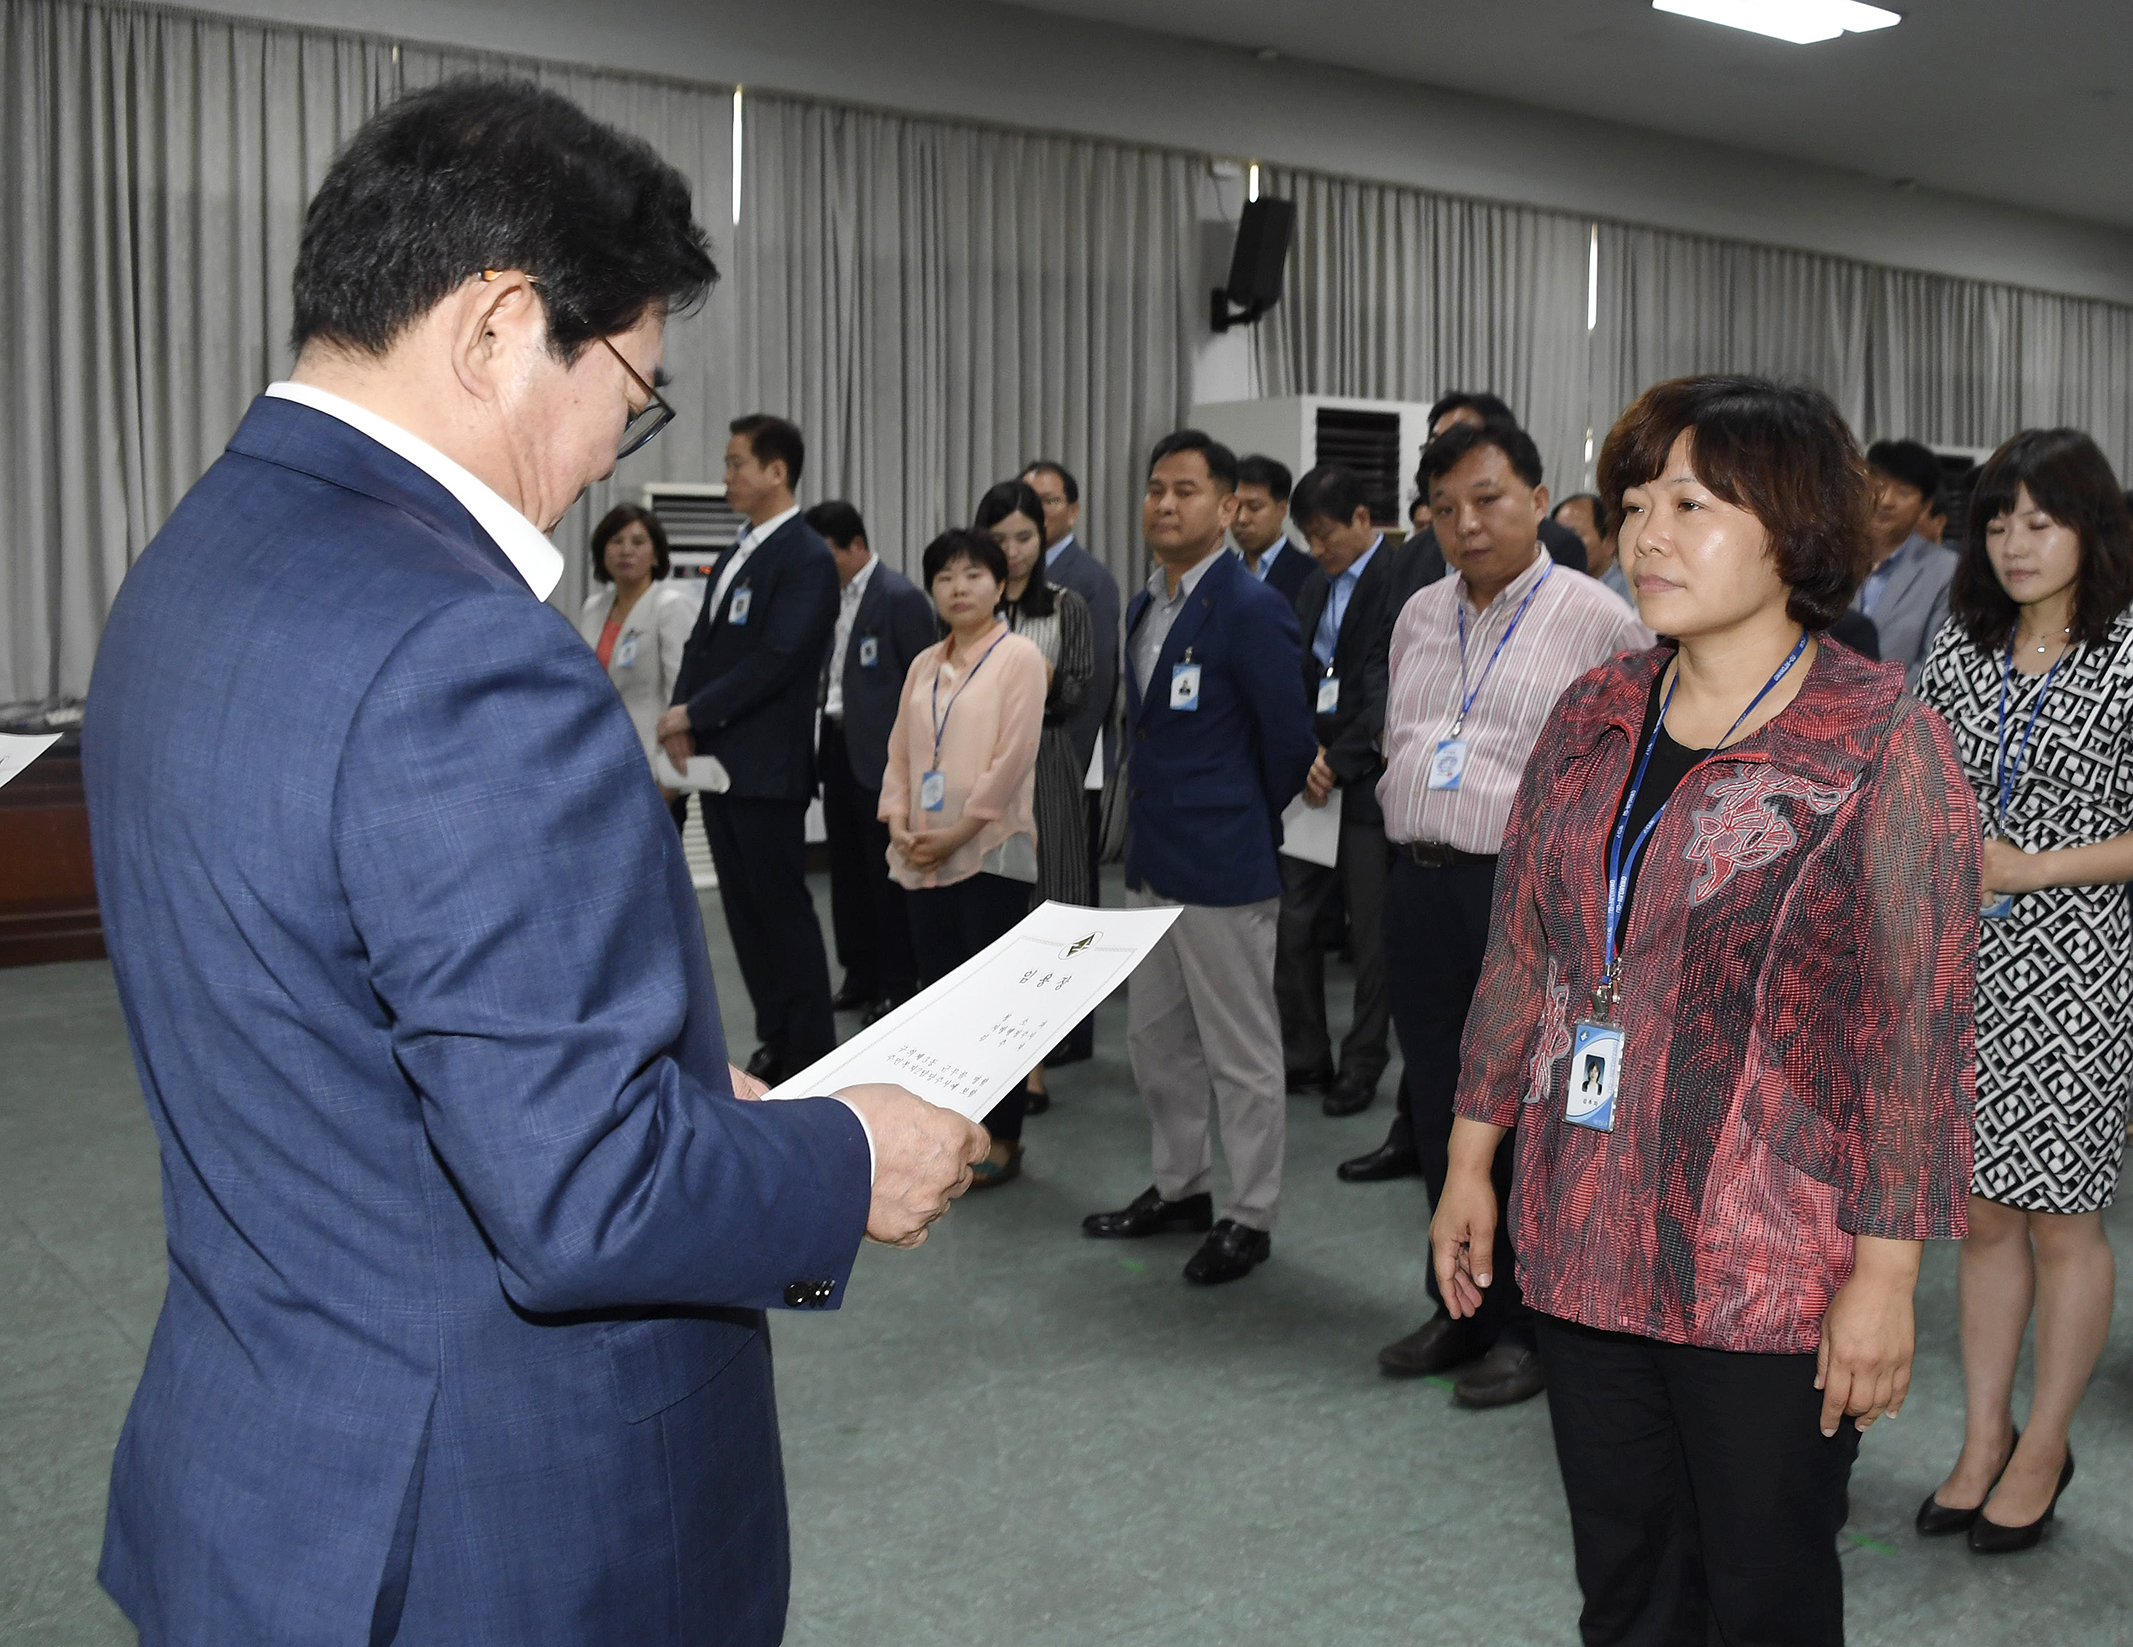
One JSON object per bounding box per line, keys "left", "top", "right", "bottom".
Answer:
{"left": 1918, "top": 614, "right": 2133, "bottom": 1213}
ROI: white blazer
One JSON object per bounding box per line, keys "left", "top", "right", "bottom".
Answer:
{"left": 576, "top": 580, "right": 705, "bottom": 771}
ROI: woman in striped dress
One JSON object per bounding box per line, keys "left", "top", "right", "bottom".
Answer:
{"left": 977, "top": 479, "right": 1094, "bottom": 1111}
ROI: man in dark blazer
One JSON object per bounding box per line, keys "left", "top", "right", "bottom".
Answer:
{"left": 1233, "top": 453, "right": 1316, "bottom": 605}
{"left": 1082, "top": 431, "right": 1316, "bottom": 1285}
{"left": 1277, "top": 466, "right": 1398, "bottom": 1118}
{"left": 1023, "top": 459, "right": 1120, "bottom": 1064}
{"left": 660, "top": 415, "right": 840, "bottom": 1083}
{"left": 806, "top": 500, "right": 938, "bottom": 1025}
{"left": 81, "top": 80, "right": 982, "bottom": 1647}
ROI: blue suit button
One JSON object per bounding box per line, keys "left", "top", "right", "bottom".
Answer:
{"left": 785, "top": 1280, "right": 835, "bottom": 1308}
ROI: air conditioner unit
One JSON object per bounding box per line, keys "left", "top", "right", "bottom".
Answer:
{"left": 640, "top": 482, "right": 746, "bottom": 572}
{"left": 1187, "top": 395, "right": 1439, "bottom": 529}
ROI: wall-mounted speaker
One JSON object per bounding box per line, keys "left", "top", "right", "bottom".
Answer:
{"left": 1212, "top": 197, "right": 1295, "bottom": 333}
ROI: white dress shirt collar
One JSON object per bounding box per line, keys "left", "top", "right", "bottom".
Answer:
{"left": 739, "top": 503, "right": 802, "bottom": 552}
{"left": 264, "top": 381, "right": 563, "bottom": 600}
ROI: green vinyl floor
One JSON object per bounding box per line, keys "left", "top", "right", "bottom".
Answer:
{"left": 4, "top": 867, "right": 2130, "bottom": 1645}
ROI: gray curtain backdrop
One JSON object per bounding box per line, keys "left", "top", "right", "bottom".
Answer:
{"left": 1257, "top": 163, "right": 2133, "bottom": 502}
{"left": 1, "top": 0, "right": 1198, "bottom": 700}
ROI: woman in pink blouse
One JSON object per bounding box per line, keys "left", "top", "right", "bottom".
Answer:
{"left": 882, "top": 528, "right": 1047, "bottom": 1186}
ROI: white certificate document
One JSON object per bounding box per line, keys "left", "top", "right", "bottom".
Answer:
{"left": 0, "top": 732, "right": 61, "bottom": 791}
{"left": 1279, "top": 788, "right": 1342, "bottom": 868}
{"left": 765, "top": 899, "right": 1183, "bottom": 1121}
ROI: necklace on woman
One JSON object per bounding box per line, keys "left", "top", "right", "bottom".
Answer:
{"left": 2016, "top": 622, "right": 2070, "bottom": 657}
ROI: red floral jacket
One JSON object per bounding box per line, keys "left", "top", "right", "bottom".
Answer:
{"left": 1455, "top": 642, "right": 1978, "bottom": 1354}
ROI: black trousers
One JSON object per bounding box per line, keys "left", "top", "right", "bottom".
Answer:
{"left": 819, "top": 720, "right": 917, "bottom": 1005}
{"left": 1044, "top": 789, "right": 1106, "bottom": 1065}
{"left": 700, "top": 794, "right": 836, "bottom": 1067}
{"left": 907, "top": 871, "right": 1033, "bottom": 1141}
{"left": 1275, "top": 817, "right": 1391, "bottom": 1089}
{"left": 1536, "top": 1315, "right": 1859, "bottom": 1647}
{"left": 1382, "top": 851, "right": 1530, "bottom": 1348}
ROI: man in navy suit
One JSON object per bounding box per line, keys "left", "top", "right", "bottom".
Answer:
{"left": 1232, "top": 453, "right": 1316, "bottom": 605}
{"left": 805, "top": 500, "right": 939, "bottom": 1026}
{"left": 1021, "top": 459, "right": 1119, "bottom": 1064}
{"left": 659, "top": 415, "right": 840, "bottom": 1082}
{"left": 83, "top": 80, "right": 983, "bottom": 1647}
{"left": 1081, "top": 431, "right": 1316, "bottom": 1284}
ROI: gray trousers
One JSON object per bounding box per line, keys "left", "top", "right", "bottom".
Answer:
{"left": 1124, "top": 885, "right": 1286, "bottom": 1230}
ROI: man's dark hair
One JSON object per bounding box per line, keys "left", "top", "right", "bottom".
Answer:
{"left": 1290, "top": 466, "right": 1373, "bottom": 529}
{"left": 1022, "top": 460, "right": 1079, "bottom": 505}
{"left": 804, "top": 500, "right": 867, "bottom": 552}
{"left": 1950, "top": 428, "right": 2133, "bottom": 651}
{"left": 731, "top": 414, "right": 805, "bottom": 488}
{"left": 293, "top": 78, "right": 717, "bottom": 359}
{"left": 1236, "top": 454, "right": 1293, "bottom": 502}
{"left": 1418, "top": 420, "right": 1546, "bottom": 494}
{"left": 589, "top": 503, "right": 672, "bottom": 583}
{"left": 1599, "top": 374, "right": 1870, "bottom": 631}
{"left": 1554, "top": 491, "right": 1609, "bottom": 535}
{"left": 1148, "top": 429, "right": 1239, "bottom": 490}
{"left": 1428, "top": 390, "right": 1516, "bottom": 429}
{"left": 1408, "top": 493, "right": 1431, "bottom": 528}
{"left": 974, "top": 479, "right": 1055, "bottom": 617}
{"left": 1866, "top": 438, "right": 1944, "bottom": 507}
{"left": 921, "top": 527, "right": 1010, "bottom": 589}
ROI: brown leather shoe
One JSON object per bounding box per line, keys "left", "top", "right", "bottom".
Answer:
{"left": 1452, "top": 1341, "right": 1547, "bottom": 1408}
{"left": 1377, "top": 1315, "right": 1480, "bottom": 1377}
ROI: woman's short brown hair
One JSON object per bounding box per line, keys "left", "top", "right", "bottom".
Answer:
{"left": 589, "top": 502, "right": 672, "bottom": 583}
{"left": 1598, "top": 374, "right": 1870, "bottom": 631}
{"left": 1947, "top": 428, "right": 2133, "bottom": 652}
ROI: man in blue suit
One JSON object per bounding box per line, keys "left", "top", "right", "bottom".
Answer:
{"left": 1081, "top": 431, "right": 1316, "bottom": 1284}
{"left": 82, "top": 80, "right": 984, "bottom": 1647}
{"left": 805, "top": 499, "right": 939, "bottom": 1025}
{"left": 659, "top": 414, "right": 841, "bottom": 1083}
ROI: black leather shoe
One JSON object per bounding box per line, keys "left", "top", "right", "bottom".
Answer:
{"left": 1322, "top": 1076, "right": 1376, "bottom": 1118}
{"left": 744, "top": 1045, "right": 783, "bottom": 1083}
{"left": 1377, "top": 1314, "right": 1479, "bottom": 1377}
{"left": 1917, "top": 1428, "right": 2019, "bottom": 1537}
{"left": 1082, "top": 1186, "right": 1214, "bottom": 1239}
{"left": 831, "top": 980, "right": 872, "bottom": 1013}
{"left": 860, "top": 997, "right": 900, "bottom": 1028}
{"left": 1452, "top": 1341, "right": 1547, "bottom": 1408}
{"left": 1023, "top": 1085, "right": 1051, "bottom": 1116}
{"left": 1969, "top": 1447, "right": 2074, "bottom": 1554}
{"left": 1338, "top": 1138, "right": 1420, "bottom": 1182}
{"left": 1287, "top": 1064, "right": 1336, "bottom": 1097}
{"left": 1183, "top": 1219, "right": 1270, "bottom": 1284}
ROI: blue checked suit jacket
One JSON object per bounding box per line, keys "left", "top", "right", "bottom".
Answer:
{"left": 83, "top": 396, "right": 873, "bottom": 1647}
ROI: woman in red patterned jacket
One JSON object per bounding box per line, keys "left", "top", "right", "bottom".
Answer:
{"left": 1431, "top": 375, "right": 1979, "bottom": 1646}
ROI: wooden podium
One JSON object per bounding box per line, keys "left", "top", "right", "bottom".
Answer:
{"left": 0, "top": 737, "right": 104, "bottom": 966}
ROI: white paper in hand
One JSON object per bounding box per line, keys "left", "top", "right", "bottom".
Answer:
{"left": 1279, "top": 788, "right": 1342, "bottom": 867}
{"left": 765, "top": 900, "right": 1182, "bottom": 1121}
{"left": 0, "top": 733, "right": 61, "bottom": 791}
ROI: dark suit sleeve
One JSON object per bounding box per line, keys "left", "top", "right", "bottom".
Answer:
{"left": 891, "top": 582, "right": 940, "bottom": 673}
{"left": 1540, "top": 518, "right": 1588, "bottom": 575}
{"left": 679, "top": 543, "right": 839, "bottom": 738}
{"left": 1324, "top": 578, "right": 1392, "bottom": 788}
{"left": 1239, "top": 589, "right": 1318, "bottom": 816}
{"left": 335, "top": 593, "right": 870, "bottom": 1315}
{"left": 1048, "top": 589, "right": 1094, "bottom": 725}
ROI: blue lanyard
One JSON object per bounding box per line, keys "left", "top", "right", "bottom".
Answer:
{"left": 1453, "top": 564, "right": 1553, "bottom": 734}
{"left": 930, "top": 628, "right": 1008, "bottom": 768}
{"left": 1599, "top": 634, "right": 1811, "bottom": 1003}
{"left": 1992, "top": 640, "right": 2069, "bottom": 832}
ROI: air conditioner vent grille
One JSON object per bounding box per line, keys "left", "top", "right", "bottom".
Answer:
{"left": 1313, "top": 408, "right": 1402, "bottom": 526}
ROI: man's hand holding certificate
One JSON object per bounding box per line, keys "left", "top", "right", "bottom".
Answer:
{"left": 770, "top": 901, "right": 1184, "bottom": 1122}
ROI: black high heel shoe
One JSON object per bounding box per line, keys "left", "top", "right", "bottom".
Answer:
{"left": 1968, "top": 1446, "right": 2075, "bottom": 1554}
{"left": 1916, "top": 1428, "right": 2019, "bottom": 1536}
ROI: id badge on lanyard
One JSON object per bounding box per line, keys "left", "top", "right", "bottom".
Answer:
{"left": 1565, "top": 1021, "right": 1623, "bottom": 1132}
{"left": 1985, "top": 641, "right": 2068, "bottom": 920}
{"left": 1437, "top": 567, "right": 1553, "bottom": 796}
{"left": 919, "top": 770, "right": 947, "bottom": 811}
{"left": 1316, "top": 671, "right": 1340, "bottom": 714}
{"left": 1170, "top": 654, "right": 1203, "bottom": 711}
{"left": 728, "top": 584, "right": 753, "bottom": 625}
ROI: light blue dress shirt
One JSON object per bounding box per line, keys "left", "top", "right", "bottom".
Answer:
{"left": 1045, "top": 532, "right": 1076, "bottom": 568}
{"left": 1311, "top": 537, "right": 1381, "bottom": 668}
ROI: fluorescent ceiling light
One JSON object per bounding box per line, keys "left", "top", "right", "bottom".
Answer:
{"left": 1653, "top": 0, "right": 1900, "bottom": 45}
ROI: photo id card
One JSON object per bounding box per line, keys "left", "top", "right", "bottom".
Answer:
{"left": 859, "top": 635, "right": 880, "bottom": 668}
{"left": 1981, "top": 894, "right": 2014, "bottom": 920}
{"left": 1316, "top": 675, "right": 1341, "bottom": 714}
{"left": 1426, "top": 737, "right": 1468, "bottom": 792}
{"left": 728, "top": 586, "right": 752, "bottom": 625}
{"left": 1170, "top": 663, "right": 1203, "bottom": 712}
{"left": 613, "top": 634, "right": 639, "bottom": 668}
{"left": 1565, "top": 1022, "right": 1623, "bottom": 1133}
{"left": 919, "top": 770, "right": 947, "bottom": 811}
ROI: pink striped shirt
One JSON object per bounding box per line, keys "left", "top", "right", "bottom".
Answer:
{"left": 1378, "top": 547, "right": 1652, "bottom": 853}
